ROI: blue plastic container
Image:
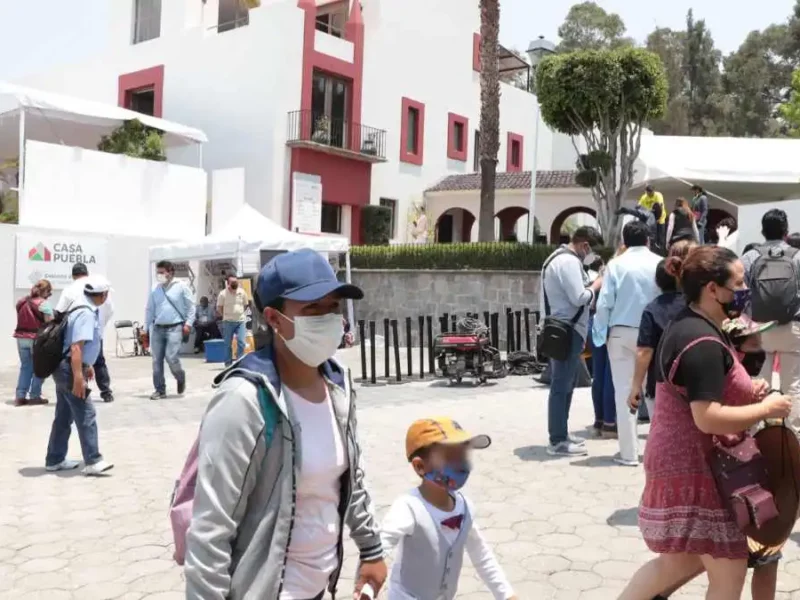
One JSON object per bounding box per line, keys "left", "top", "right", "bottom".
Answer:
{"left": 204, "top": 339, "right": 226, "bottom": 363}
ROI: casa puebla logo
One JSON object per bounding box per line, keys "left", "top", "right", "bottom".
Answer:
{"left": 28, "top": 242, "right": 96, "bottom": 265}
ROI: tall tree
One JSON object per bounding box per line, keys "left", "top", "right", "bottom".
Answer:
{"left": 536, "top": 48, "right": 668, "bottom": 246}
{"left": 556, "top": 1, "right": 634, "bottom": 53}
{"left": 645, "top": 27, "right": 690, "bottom": 135}
{"left": 684, "top": 10, "right": 726, "bottom": 135}
{"left": 478, "top": 0, "right": 501, "bottom": 242}
{"left": 779, "top": 68, "right": 800, "bottom": 136}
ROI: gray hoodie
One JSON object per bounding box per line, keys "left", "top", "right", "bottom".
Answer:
{"left": 184, "top": 346, "right": 383, "bottom": 599}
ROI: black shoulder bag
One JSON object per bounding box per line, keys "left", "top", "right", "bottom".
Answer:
{"left": 537, "top": 250, "right": 586, "bottom": 361}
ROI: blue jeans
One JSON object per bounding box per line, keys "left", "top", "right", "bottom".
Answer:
{"left": 222, "top": 320, "right": 247, "bottom": 366}
{"left": 16, "top": 337, "right": 43, "bottom": 399}
{"left": 94, "top": 341, "right": 112, "bottom": 398}
{"left": 151, "top": 325, "right": 185, "bottom": 394}
{"left": 590, "top": 342, "right": 616, "bottom": 425}
{"left": 548, "top": 328, "right": 585, "bottom": 446}
{"left": 46, "top": 361, "right": 102, "bottom": 467}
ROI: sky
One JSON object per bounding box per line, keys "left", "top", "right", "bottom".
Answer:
{"left": 0, "top": 0, "right": 797, "bottom": 80}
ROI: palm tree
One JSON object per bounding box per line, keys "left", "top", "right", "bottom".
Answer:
{"left": 477, "top": 0, "right": 500, "bottom": 242}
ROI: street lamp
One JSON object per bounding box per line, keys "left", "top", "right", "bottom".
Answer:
{"left": 525, "top": 36, "right": 556, "bottom": 244}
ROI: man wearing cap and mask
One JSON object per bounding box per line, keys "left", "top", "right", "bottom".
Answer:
{"left": 184, "top": 248, "right": 386, "bottom": 600}
{"left": 45, "top": 275, "right": 114, "bottom": 477}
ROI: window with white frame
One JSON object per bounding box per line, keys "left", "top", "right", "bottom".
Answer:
{"left": 132, "top": 0, "right": 161, "bottom": 44}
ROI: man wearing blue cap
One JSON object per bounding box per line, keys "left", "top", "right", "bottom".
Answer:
{"left": 185, "top": 249, "right": 386, "bottom": 600}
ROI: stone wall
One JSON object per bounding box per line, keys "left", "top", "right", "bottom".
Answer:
{"left": 350, "top": 269, "right": 542, "bottom": 346}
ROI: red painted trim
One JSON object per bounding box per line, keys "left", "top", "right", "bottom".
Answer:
{"left": 118, "top": 65, "right": 165, "bottom": 118}
{"left": 400, "top": 97, "right": 425, "bottom": 165}
{"left": 473, "top": 33, "right": 481, "bottom": 72}
{"left": 447, "top": 113, "right": 469, "bottom": 162}
{"left": 506, "top": 132, "right": 524, "bottom": 172}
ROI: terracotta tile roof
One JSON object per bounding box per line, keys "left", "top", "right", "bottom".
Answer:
{"left": 425, "top": 170, "right": 580, "bottom": 193}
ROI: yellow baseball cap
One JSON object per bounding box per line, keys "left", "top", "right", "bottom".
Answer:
{"left": 405, "top": 417, "right": 492, "bottom": 460}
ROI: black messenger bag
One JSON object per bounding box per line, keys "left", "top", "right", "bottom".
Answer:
{"left": 537, "top": 251, "right": 586, "bottom": 361}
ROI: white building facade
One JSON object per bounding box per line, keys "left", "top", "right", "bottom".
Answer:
{"left": 20, "top": 0, "right": 583, "bottom": 243}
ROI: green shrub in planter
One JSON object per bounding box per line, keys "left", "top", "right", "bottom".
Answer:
{"left": 361, "top": 205, "right": 392, "bottom": 245}
{"left": 351, "top": 242, "right": 617, "bottom": 271}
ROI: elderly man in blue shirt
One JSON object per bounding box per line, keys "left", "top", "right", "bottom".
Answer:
{"left": 146, "top": 260, "right": 196, "bottom": 400}
{"left": 593, "top": 220, "right": 661, "bottom": 467}
{"left": 45, "top": 275, "right": 114, "bottom": 476}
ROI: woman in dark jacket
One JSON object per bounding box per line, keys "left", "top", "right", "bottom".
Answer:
{"left": 13, "top": 279, "right": 53, "bottom": 406}
{"left": 666, "top": 198, "right": 699, "bottom": 248}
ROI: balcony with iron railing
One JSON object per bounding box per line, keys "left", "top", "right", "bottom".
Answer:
{"left": 286, "top": 110, "right": 387, "bottom": 163}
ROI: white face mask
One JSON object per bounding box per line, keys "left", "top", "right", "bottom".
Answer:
{"left": 278, "top": 313, "right": 343, "bottom": 367}
{"left": 156, "top": 273, "right": 168, "bottom": 285}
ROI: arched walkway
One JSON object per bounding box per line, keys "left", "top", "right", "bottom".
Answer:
{"left": 495, "top": 206, "right": 529, "bottom": 241}
{"left": 549, "top": 206, "right": 597, "bottom": 244}
{"left": 435, "top": 208, "right": 476, "bottom": 243}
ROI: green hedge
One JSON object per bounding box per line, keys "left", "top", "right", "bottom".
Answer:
{"left": 350, "top": 243, "right": 615, "bottom": 271}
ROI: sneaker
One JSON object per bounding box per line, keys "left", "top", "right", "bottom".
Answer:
{"left": 601, "top": 424, "right": 619, "bottom": 439}
{"left": 568, "top": 435, "right": 587, "bottom": 446}
{"left": 614, "top": 456, "right": 639, "bottom": 467}
{"left": 150, "top": 391, "right": 167, "bottom": 401}
{"left": 46, "top": 459, "right": 81, "bottom": 472}
{"left": 27, "top": 397, "right": 49, "bottom": 406}
{"left": 546, "top": 442, "right": 589, "bottom": 457}
{"left": 83, "top": 460, "right": 114, "bottom": 476}
{"left": 177, "top": 381, "right": 186, "bottom": 395}
{"left": 102, "top": 394, "right": 115, "bottom": 403}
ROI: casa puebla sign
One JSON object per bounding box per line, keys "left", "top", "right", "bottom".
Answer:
{"left": 15, "top": 233, "right": 108, "bottom": 290}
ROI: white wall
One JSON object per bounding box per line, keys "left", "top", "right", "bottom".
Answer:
{"left": 20, "top": 1, "right": 304, "bottom": 228}
{"left": 22, "top": 141, "right": 207, "bottom": 240}
{"left": 0, "top": 224, "right": 175, "bottom": 366}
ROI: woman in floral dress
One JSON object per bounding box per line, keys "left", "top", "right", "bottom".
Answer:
{"left": 619, "top": 246, "right": 793, "bottom": 600}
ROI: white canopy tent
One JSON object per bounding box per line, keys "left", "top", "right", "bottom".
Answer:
{"left": 149, "top": 204, "right": 355, "bottom": 325}
{"left": 631, "top": 135, "right": 800, "bottom": 206}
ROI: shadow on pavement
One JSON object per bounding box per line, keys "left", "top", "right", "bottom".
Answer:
{"left": 606, "top": 506, "right": 639, "bottom": 527}
{"left": 427, "top": 380, "right": 499, "bottom": 389}
{"left": 513, "top": 446, "right": 562, "bottom": 462}
{"left": 18, "top": 466, "right": 83, "bottom": 479}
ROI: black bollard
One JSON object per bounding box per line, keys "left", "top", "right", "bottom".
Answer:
{"left": 515, "top": 310, "right": 522, "bottom": 351}
{"left": 383, "top": 318, "right": 391, "bottom": 379}
{"left": 389, "top": 320, "right": 408, "bottom": 385}
{"left": 364, "top": 321, "right": 385, "bottom": 387}
{"left": 490, "top": 312, "right": 500, "bottom": 348}
{"left": 358, "top": 320, "right": 367, "bottom": 382}
{"left": 483, "top": 311, "right": 490, "bottom": 328}
{"left": 523, "top": 308, "right": 531, "bottom": 352}
{"left": 451, "top": 313, "right": 457, "bottom": 332}
{"left": 426, "top": 315, "right": 436, "bottom": 376}
{"left": 418, "top": 316, "right": 425, "bottom": 379}
{"left": 405, "top": 317, "right": 413, "bottom": 377}
{"left": 442, "top": 312, "right": 449, "bottom": 333}
{"left": 506, "top": 309, "right": 514, "bottom": 353}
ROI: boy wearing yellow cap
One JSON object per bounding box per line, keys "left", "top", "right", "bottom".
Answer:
{"left": 379, "top": 417, "right": 517, "bottom": 600}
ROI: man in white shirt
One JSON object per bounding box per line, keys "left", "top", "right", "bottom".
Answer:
{"left": 216, "top": 274, "right": 250, "bottom": 366}
{"left": 55, "top": 263, "right": 116, "bottom": 402}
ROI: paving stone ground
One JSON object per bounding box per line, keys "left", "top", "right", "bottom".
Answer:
{"left": 2, "top": 348, "right": 800, "bottom": 599}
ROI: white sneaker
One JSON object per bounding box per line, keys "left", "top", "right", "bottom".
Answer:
{"left": 45, "top": 459, "right": 80, "bottom": 472}
{"left": 614, "top": 456, "right": 640, "bottom": 467}
{"left": 568, "top": 435, "right": 587, "bottom": 446}
{"left": 83, "top": 460, "right": 114, "bottom": 476}
{"left": 547, "top": 442, "right": 589, "bottom": 457}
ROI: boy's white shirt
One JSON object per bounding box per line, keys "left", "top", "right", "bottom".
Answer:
{"left": 380, "top": 488, "right": 514, "bottom": 600}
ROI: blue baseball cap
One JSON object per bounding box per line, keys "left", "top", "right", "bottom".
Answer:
{"left": 256, "top": 248, "right": 363, "bottom": 307}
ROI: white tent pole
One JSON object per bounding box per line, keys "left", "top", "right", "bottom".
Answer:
{"left": 198, "top": 143, "right": 203, "bottom": 168}
{"left": 345, "top": 250, "right": 354, "bottom": 332}
{"left": 18, "top": 108, "right": 25, "bottom": 204}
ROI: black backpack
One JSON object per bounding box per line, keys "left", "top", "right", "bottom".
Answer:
{"left": 750, "top": 244, "right": 800, "bottom": 324}
{"left": 32, "top": 306, "right": 91, "bottom": 378}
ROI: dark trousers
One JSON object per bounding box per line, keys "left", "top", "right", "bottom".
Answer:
{"left": 94, "top": 341, "right": 112, "bottom": 399}
{"left": 590, "top": 341, "right": 616, "bottom": 425}
{"left": 194, "top": 322, "right": 220, "bottom": 351}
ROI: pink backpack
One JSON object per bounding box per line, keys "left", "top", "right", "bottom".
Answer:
{"left": 169, "top": 385, "right": 278, "bottom": 565}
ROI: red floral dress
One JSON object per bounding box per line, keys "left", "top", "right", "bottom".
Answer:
{"left": 639, "top": 335, "right": 755, "bottom": 559}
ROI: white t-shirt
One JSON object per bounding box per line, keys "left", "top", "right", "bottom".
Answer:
{"left": 381, "top": 488, "right": 514, "bottom": 600}
{"left": 280, "top": 386, "right": 347, "bottom": 600}
{"left": 55, "top": 277, "right": 114, "bottom": 329}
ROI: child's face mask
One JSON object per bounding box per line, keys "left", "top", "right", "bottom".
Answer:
{"left": 421, "top": 445, "right": 472, "bottom": 491}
